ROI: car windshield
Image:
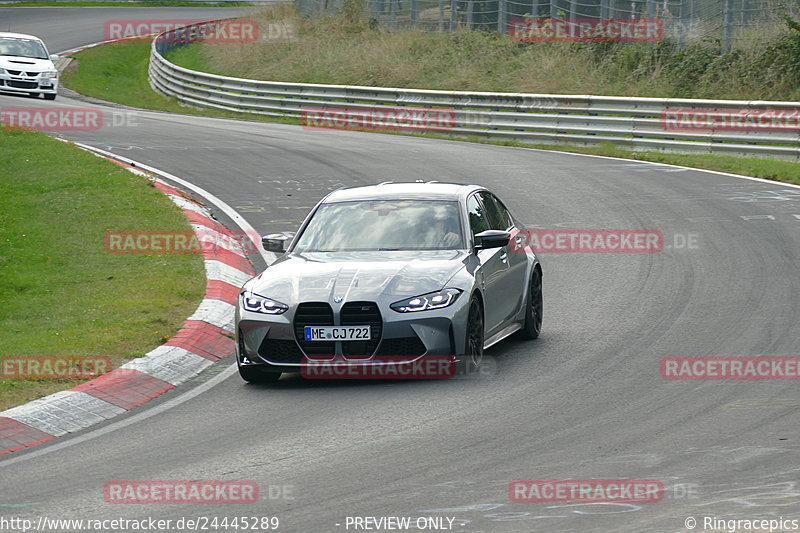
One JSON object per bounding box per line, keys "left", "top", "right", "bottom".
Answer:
{"left": 0, "top": 38, "right": 48, "bottom": 59}
{"left": 294, "top": 200, "right": 464, "bottom": 252}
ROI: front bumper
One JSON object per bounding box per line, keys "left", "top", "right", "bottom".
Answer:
{"left": 236, "top": 296, "right": 471, "bottom": 371}
{"left": 0, "top": 74, "right": 58, "bottom": 95}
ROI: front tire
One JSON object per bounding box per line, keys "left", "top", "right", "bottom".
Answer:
{"left": 518, "top": 267, "right": 543, "bottom": 339}
{"left": 458, "top": 295, "right": 484, "bottom": 375}
{"left": 43, "top": 93, "right": 56, "bottom": 101}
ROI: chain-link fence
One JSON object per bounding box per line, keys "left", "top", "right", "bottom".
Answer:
{"left": 296, "top": 0, "right": 792, "bottom": 50}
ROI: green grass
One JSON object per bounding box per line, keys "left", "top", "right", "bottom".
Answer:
{"left": 61, "top": 21, "right": 800, "bottom": 186}
{"left": 61, "top": 39, "right": 295, "bottom": 124}
{"left": 0, "top": 130, "right": 205, "bottom": 411}
{"left": 177, "top": 4, "right": 800, "bottom": 101}
{"left": 62, "top": 40, "right": 211, "bottom": 115}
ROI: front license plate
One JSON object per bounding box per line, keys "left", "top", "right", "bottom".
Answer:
{"left": 304, "top": 325, "right": 371, "bottom": 341}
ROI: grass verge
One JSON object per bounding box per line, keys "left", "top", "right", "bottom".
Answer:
{"left": 0, "top": 129, "right": 205, "bottom": 411}
{"left": 179, "top": 3, "right": 800, "bottom": 101}
{"left": 61, "top": 28, "right": 800, "bottom": 186}
{"left": 61, "top": 39, "right": 296, "bottom": 124}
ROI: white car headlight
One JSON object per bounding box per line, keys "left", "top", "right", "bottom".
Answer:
{"left": 241, "top": 291, "right": 288, "bottom": 315}
{"left": 40, "top": 70, "right": 58, "bottom": 79}
{"left": 391, "top": 288, "right": 462, "bottom": 313}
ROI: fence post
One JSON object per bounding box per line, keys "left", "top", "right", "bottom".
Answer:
{"left": 467, "top": 0, "right": 474, "bottom": 29}
{"left": 722, "top": 0, "right": 733, "bottom": 52}
{"left": 390, "top": 0, "right": 397, "bottom": 29}
{"left": 645, "top": 0, "right": 654, "bottom": 18}
{"left": 439, "top": 0, "right": 445, "bottom": 31}
{"left": 676, "top": 0, "right": 685, "bottom": 47}
{"left": 550, "top": 0, "right": 558, "bottom": 18}
{"left": 450, "top": 0, "right": 458, "bottom": 30}
{"left": 498, "top": 0, "right": 506, "bottom": 32}
{"left": 600, "top": 0, "right": 608, "bottom": 19}
{"left": 410, "top": 0, "right": 419, "bottom": 27}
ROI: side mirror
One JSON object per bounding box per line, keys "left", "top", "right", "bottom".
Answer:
{"left": 49, "top": 54, "right": 60, "bottom": 61}
{"left": 261, "top": 233, "right": 293, "bottom": 253}
{"left": 474, "top": 229, "right": 510, "bottom": 250}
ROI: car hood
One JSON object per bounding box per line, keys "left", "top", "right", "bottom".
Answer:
{"left": 245, "top": 250, "right": 469, "bottom": 304}
{"left": 0, "top": 56, "right": 54, "bottom": 72}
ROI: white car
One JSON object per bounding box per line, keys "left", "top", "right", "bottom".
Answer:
{"left": 0, "top": 32, "right": 59, "bottom": 100}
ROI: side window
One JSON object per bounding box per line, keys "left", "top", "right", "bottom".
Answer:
{"left": 493, "top": 195, "right": 515, "bottom": 229}
{"left": 467, "top": 195, "right": 490, "bottom": 238}
{"left": 478, "top": 191, "right": 510, "bottom": 230}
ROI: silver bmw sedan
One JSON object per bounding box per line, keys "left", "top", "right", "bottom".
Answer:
{"left": 235, "top": 182, "right": 542, "bottom": 383}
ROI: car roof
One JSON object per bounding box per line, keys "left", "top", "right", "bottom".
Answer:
{"left": 323, "top": 182, "right": 483, "bottom": 203}
{"left": 0, "top": 32, "right": 44, "bottom": 42}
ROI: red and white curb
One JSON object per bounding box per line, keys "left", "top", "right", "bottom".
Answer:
{"left": 0, "top": 158, "right": 256, "bottom": 456}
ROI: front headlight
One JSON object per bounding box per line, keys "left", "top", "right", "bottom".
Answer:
{"left": 240, "top": 291, "right": 289, "bottom": 315}
{"left": 40, "top": 70, "right": 58, "bottom": 79}
{"left": 391, "top": 288, "right": 462, "bottom": 313}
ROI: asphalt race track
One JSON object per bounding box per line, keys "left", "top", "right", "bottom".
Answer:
{"left": 2, "top": 8, "right": 800, "bottom": 533}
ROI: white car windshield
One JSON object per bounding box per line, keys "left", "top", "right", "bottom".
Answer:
{"left": 0, "top": 38, "right": 48, "bottom": 59}
{"left": 294, "top": 200, "right": 464, "bottom": 252}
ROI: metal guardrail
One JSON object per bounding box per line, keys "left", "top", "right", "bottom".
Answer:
{"left": 149, "top": 21, "right": 800, "bottom": 161}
